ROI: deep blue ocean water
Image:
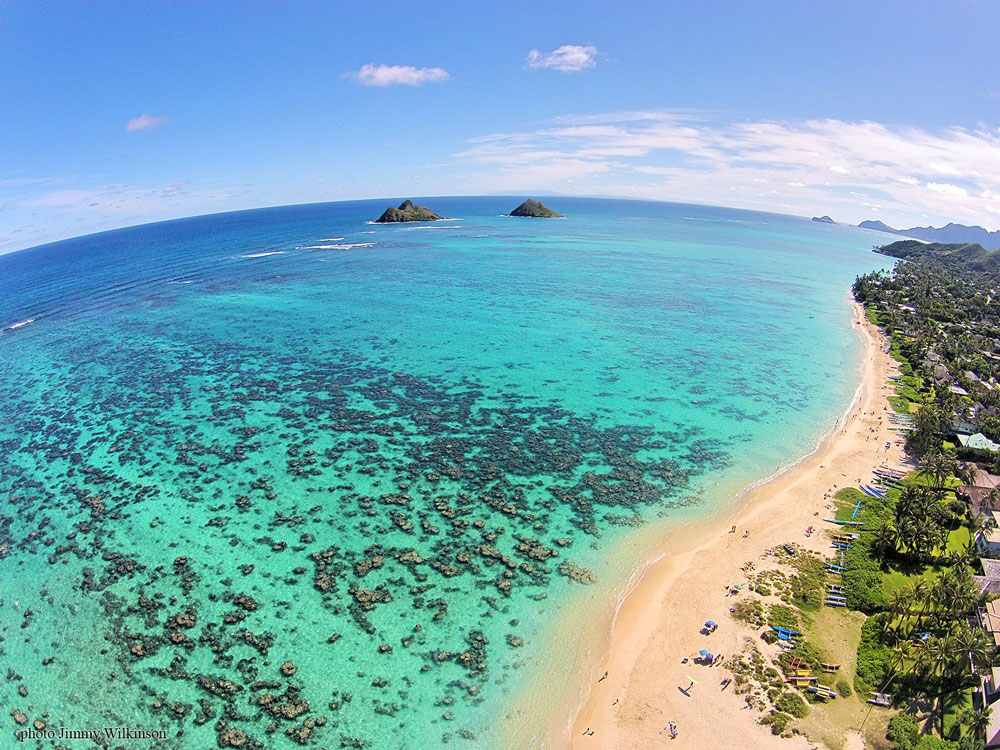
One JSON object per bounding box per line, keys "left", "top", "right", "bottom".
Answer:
{"left": 0, "top": 197, "right": 893, "bottom": 748}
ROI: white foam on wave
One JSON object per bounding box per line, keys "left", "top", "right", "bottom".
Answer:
{"left": 403, "top": 225, "right": 462, "bottom": 231}
{"left": 362, "top": 231, "right": 375, "bottom": 234}
{"left": 5, "top": 318, "right": 35, "bottom": 331}
{"left": 297, "top": 243, "right": 375, "bottom": 250}
{"left": 241, "top": 251, "right": 285, "bottom": 258}
{"left": 319, "top": 237, "right": 345, "bottom": 242}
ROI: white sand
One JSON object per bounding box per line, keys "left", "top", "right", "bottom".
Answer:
{"left": 557, "top": 302, "right": 900, "bottom": 749}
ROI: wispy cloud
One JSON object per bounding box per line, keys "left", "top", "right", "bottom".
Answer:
{"left": 350, "top": 63, "right": 450, "bottom": 87}
{"left": 525, "top": 45, "right": 599, "bottom": 72}
{"left": 28, "top": 180, "right": 196, "bottom": 210}
{"left": 454, "top": 112, "right": 1000, "bottom": 229}
{"left": 125, "top": 114, "right": 170, "bottom": 132}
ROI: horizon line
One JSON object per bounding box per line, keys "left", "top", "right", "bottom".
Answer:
{"left": 0, "top": 193, "right": 900, "bottom": 259}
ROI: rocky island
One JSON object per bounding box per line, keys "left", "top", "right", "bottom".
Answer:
{"left": 374, "top": 200, "right": 443, "bottom": 223}
{"left": 811, "top": 215, "right": 835, "bottom": 224}
{"left": 508, "top": 199, "right": 561, "bottom": 218}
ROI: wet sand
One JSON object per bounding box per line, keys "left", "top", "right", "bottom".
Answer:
{"left": 559, "top": 301, "right": 901, "bottom": 749}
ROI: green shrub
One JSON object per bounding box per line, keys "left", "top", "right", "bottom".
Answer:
{"left": 856, "top": 614, "right": 894, "bottom": 693}
{"left": 775, "top": 692, "right": 809, "bottom": 718}
{"left": 914, "top": 737, "right": 958, "bottom": 750}
{"left": 836, "top": 679, "right": 852, "bottom": 697}
{"left": 842, "top": 487, "right": 895, "bottom": 612}
{"left": 767, "top": 604, "right": 799, "bottom": 631}
{"left": 732, "top": 598, "right": 765, "bottom": 627}
{"left": 788, "top": 640, "right": 822, "bottom": 672}
{"left": 843, "top": 559, "right": 887, "bottom": 612}
{"left": 887, "top": 713, "right": 920, "bottom": 750}
{"left": 789, "top": 554, "right": 828, "bottom": 611}
{"left": 761, "top": 711, "right": 792, "bottom": 735}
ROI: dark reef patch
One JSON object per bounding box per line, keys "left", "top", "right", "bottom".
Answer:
{"left": 0, "top": 327, "right": 730, "bottom": 748}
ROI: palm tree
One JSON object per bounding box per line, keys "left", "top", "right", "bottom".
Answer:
{"left": 909, "top": 579, "right": 933, "bottom": 628}
{"left": 919, "top": 448, "right": 953, "bottom": 488}
{"left": 955, "top": 462, "right": 978, "bottom": 489}
{"left": 873, "top": 522, "right": 899, "bottom": 558}
{"left": 988, "top": 487, "right": 1000, "bottom": 512}
{"left": 885, "top": 588, "right": 913, "bottom": 638}
{"left": 959, "top": 706, "right": 993, "bottom": 747}
{"left": 910, "top": 405, "right": 943, "bottom": 457}
{"left": 896, "top": 514, "right": 920, "bottom": 556}
{"left": 897, "top": 485, "right": 922, "bottom": 517}
{"left": 950, "top": 626, "right": 993, "bottom": 678}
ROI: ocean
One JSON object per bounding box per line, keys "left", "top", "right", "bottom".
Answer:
{"left": 0, "top": 197, "right": 893, "bottom": 748}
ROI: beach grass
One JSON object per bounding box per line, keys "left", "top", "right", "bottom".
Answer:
{"left": 887, "top": 395, "right": 914, "bottom": 413}
{"left": 833, "top": 488, "right": 865, "bottom": 522}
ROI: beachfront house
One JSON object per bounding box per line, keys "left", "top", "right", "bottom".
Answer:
{"left": 953, "top": 411, "right": 979, "bottom": 436}
{"left": 976, "top": 510, "right": 1000, "bottom": 555}
{"left": 987, "top": 706, "right": 1000, "bottom": 749}
{"left": 973, "top": 558, "right": 1000, "bottom": 597}
{"left": 979, "top": 599, "right": 1000, "bottom": 648}
{"left": 959, "top": 433, "right": 1000, "bottom": 453}
{"left": 957, "top": 467, "right": 1000, "bottom": 519}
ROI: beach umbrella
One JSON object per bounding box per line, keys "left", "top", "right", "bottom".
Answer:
{"left": 699, "top": 649, "right": 711, "bottom": 657}
{"left": 705, "top": 621, "right": 717, "bottom": 628}
{"left": 685, "top": 675, "right": 698, "bottom": 686}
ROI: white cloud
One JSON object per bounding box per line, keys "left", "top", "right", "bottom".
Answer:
{"left": 454, "top": 112, "right": 1000, "bottom": 229}
{"left": 161, "top": 181, "right": 190, "bottom": 197}
{"left": 351, "top": 63, "right": 450, "bottom": 87}
{"left": 525, "top": 45, "right": 599, "bottom": 72}
{"left": 926, "top": 182, "right": 968, "bottom": 197}
{"left": 125, "top": 114, "right": 170, "bottom": 132}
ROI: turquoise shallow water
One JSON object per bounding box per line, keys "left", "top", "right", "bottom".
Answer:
{"left": 0, "top": 198, "right": 892, "bottom": 749}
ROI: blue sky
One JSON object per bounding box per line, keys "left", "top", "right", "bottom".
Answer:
{"left": 3, "top": 0, "right": 1000, "bottom": 253}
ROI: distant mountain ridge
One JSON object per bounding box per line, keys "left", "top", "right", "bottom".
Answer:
{"left": 858, "top": 220, "right": 1000, "bottom": 251}
{"left": 874, "top": 239, "right": 1000, "bottom": 273}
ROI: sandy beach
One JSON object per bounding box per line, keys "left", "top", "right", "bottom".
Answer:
{"left": 560, "top": 301, "right": 902, "bottom": 749}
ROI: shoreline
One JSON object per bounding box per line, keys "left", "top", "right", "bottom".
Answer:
{"left": 549, "top": 300, "right": 900, "bottom": 749}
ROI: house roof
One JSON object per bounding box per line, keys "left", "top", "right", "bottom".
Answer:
{"left": 973, "top": 576, "right": 1000, "bottom": 597}
{"left": 982, "top": 558, "right": 1000, "bottom": 580}
{"left": 987, "top": 700, "right": 1000, "bottom": 747}
{"left": 984, "top": 601, "right": 1000, "bottom": 648}
{"left": 975, "top": 468, "right": 1000, "bottom": 489}
{"left": 959, "top": 486, "right": 1000, "bottom": 516}
{"left": 982, "top": 526, "right": 1000, "bottom": 548}
{"left": 962, "top": 433, "right": 1000, "bottom": 452}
